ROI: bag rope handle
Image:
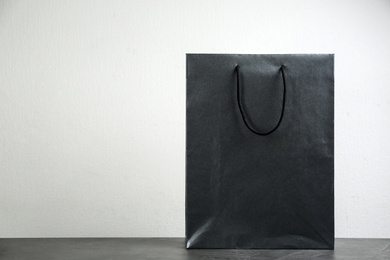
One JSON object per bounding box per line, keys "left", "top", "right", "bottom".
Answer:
{"left": 235, "top": 65, "right": 286, "bottom": 136}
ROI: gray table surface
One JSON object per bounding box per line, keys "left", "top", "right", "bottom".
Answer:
{"left": 0, "top": 238, "right": 389, "bottom": 259}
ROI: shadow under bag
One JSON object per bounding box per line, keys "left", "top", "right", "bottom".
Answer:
{"left": 186, "top": 54, "right": 334, "bottom": 249}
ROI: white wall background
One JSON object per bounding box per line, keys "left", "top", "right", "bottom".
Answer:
{"left": 1, "top": 0, "right": 390, "bottom": 238}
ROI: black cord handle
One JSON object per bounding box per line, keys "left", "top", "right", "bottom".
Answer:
{"left": 235, "top": 65, "right": 286, "bottom": 136}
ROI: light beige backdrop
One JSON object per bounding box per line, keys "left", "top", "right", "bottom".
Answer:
{"left": 1, "top": 0, "right": 390, "bottom": 238}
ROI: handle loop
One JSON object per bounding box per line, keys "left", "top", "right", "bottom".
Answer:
{"left": 235, "top": 65, "right": 286, "bottom": 136}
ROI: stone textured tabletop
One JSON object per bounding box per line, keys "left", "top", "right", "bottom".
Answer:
{"left": 0, "top": 238, "right": 389, "bottom": 259}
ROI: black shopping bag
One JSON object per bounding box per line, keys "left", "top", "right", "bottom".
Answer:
{"left": 186, "top": 54, "right": 334, "bottom": 249}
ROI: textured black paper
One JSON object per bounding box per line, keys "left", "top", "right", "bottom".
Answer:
{"left": 186, "top": 54, "right": 334, "bottom": 249}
